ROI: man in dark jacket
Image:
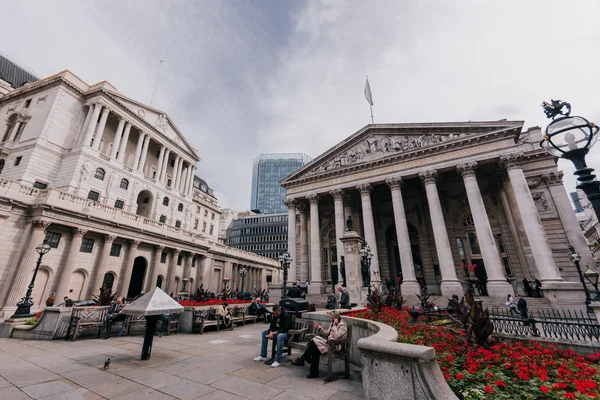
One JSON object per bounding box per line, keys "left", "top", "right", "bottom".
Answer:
{"left": 287, "top": 282, "right": 302, "bottom": 298}
{"left": 254, "top": 305, "right": 291, "bottom": 368}
{"left": 249, "top": 297, "right": 270, "bottom": 322}
{"left": 516, "top": 293, "right": 528, "bottom": 319}
{"left": 338, "top": 285, "right": 350, "bottom": 309}
{"left": 103, "top": 297, "right": 126, "bottom": 339}
{"left": 325, "top": 289, "right": 336, "bottom": 310}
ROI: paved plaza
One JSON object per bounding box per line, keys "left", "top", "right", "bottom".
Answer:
{"left": 0, "top": 323, "right": 364, "bottom": 400}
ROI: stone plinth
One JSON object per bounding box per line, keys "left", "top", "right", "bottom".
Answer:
{"left": 340, "top": 231, "right": 366, "bottom": 306}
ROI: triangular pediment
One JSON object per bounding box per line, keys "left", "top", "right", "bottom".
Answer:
{"left": 106, "top": 91, "right": 199, "bottom": 159}
{"left": 282, "top": 121, "right": 523, "bottom": 185}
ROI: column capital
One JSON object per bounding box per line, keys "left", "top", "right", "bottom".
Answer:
{"left": 356, "top": 183, "right": 372, "bottom": 195}
{"left": 385, "top": 176, "right": 403, "bottom": 190}
{"left": 33, "top": 220, "right": 51, "bottom": 231}
{"left": 172, "top": 248, "right": 181, "bottom": 255}
{"left": 283, "top": 198, "right": 297, "bottom": 209}
{"left": 74, "top": 228, "right": 88, "bottom": 237}
{"left": 329, "top": 189, "right": 344, "bottom": 200}
{"left": 131, "top": 239, "right": 141, "bottom": 249}
{"left": 457, "top": 161, "right": 478, "bottom": 178}
{"left": 419, "top": 169, "right": 438, "bottom": 185}
{"left": 296, "top": 202, "right": 308, "bottom": 214}
{"left": 307, "top": 194, "right": 319, "bottom": 204}
{"left": 106, "top": 235, "right": 117, "bottom": 243}
{"left": 157, "top": 245, "right": 165, "bottom": 252}
{"left": 541, "top": 171, "right": 564, "bottom": 186}
{"left": 500, "top": 153, "right": 524, "bottom": 171}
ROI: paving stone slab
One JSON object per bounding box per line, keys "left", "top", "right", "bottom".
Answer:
{"left": 193, "top": 389, "right": 245, "bottom": 400}
{"left": 3, "top": 385, "right": 33, "bottom": 400}
{"left": 37, "top": 387, "right": 102, "bottom": 400}
{"left": 21, "top": 379, "right": 82, "bottom": 399}
{"left": 156, "top": 379, "right": 215, "bottom": 399}
{"left": 110, "top": 387, "right": 176, "bottom": 400}
{"left": 211, "top": 376, "right": 284, "bottom": 400}
{"left": 86, "top": 378, "right": 146, "bottom": 398}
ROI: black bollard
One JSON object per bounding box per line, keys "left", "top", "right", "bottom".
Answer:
{"left": 141, "top": 315, "right": 160, "bottom": 360}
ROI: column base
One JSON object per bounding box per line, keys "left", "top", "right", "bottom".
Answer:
{"left": 485, "top": 279, "right": 514, "bottom": 297}
{"left": 399, "top": 281, "right": 421, "bottom": 296}
{"left": 307, "top": 284, "right": 323, "bottom": 295}
{"left": 440, "top": 281, "right": 464, "bottom": 299}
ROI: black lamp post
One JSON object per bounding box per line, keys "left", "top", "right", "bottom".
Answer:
{"left": 540, "top": 100, "right": 600, "bottom": 219}
{"left": 360, "top": 241, "right": 373, "bottom": 300}
{"left": 568, "top": 245, "right": 593, "bottom": 311}
{"left": 583, "top": 265, "right": 600, "bottom": 301}
{"left": 240, "top": 267, "right": 247, "bottom": 293}
{"left": 278, "top": 251, "right": 292, "bottom": 298}
{"left": 12, "top": 240, "right": 52, "bottom": 318}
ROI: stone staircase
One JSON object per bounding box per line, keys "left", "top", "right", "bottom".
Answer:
{"left": 403, "top": 295, "right": 554, "bottom": 315}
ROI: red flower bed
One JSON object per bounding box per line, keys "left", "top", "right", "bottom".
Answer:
{"left": 348, "top": 307, "right": 600, "bottom": 399}
{"left": 178, "top": 299, "right": 262, "bottom": 307}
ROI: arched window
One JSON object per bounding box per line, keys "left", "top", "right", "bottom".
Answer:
{"left": 2, "top": 115, "right": 17, "bottom": 142}
{"left": 156, "top": 275, "right": 163, "bottom": 288}
{"left": 94, "top": 168, "right": 105, "bottom": 180}
{"left": 120, "top": 178, "right": 129, "bottom": 190}
{"left": 0, "top": 159, "right": 4, "bottom": 175}
{"left": 178, "top": 203, "right": 183, "bottom": 212}
{"left": 163, "top": 197, "right": 169, "bottom": 206}
{"left": 102, "top": 273, "right": 115, "bottom": 291}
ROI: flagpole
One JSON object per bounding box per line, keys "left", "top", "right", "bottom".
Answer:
{"left": 370, "top": 104, "right": 374, "bottom": 124}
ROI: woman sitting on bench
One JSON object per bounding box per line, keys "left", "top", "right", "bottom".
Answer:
{"left": 291, "top": 311, "right": 347, "bottom": 379}
{"left": 215, "top": 301, "right": 233, "bottom": 329}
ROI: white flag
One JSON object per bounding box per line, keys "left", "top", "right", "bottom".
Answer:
{"left": 364, "top": 76, "right": 373, "bottom": 106}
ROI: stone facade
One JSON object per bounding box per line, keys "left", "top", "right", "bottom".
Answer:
{"left": 281, "top": 122, "right": 593, "bottom": 306}
{"left": 0, "top": 70, "right": 279, "bottom": 316}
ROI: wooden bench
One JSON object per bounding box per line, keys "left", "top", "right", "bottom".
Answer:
{"left": 193, "top": 308, "right": 221, "bottom": 334}
{"left": 125, "top": 314, "right": 146, "bottom": 336}
{"left": 244, "top": 305, "right": 272, "bottom": 324}
{"left": 166, "top": 313, "right": 180, "bottom": 335}
{"left": 65, "top": 306, "right": 109, "bottom": 341}
{"left": 229, "top": 306, "right": 247, "bottom": 326}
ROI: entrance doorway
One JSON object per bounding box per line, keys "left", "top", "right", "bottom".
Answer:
{"left": 127, "top": 257, "right": 147, "bottom": 298}
{"left": 156, "top": 275, "right": 163, "bottom": 289}
{"left": 102, "top": 273, "right": 115, "bottom": 291}
{"left": 385, "top": 224, "right": 422, "bottom": 284}
{"left": 68, "top": 271, "right": 86, "bottom": 300}
{"left": 135, "top": 190, "right": 153, "bottom": 217}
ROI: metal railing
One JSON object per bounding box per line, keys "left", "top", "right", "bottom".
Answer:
{"left": 489, "top": 307, "right": 600, "bottom": 342}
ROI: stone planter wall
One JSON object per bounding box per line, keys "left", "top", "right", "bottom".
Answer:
{"left": 11, "top": 307, "right": 73, "bottom": 340}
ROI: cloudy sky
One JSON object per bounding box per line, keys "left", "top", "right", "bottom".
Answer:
{"left": 2, "top": 0, "right": 600, "bottom": 210}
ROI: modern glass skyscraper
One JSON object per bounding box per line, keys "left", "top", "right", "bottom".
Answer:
{"left": 251, "top": 153, "right": 311, "bottom": 214}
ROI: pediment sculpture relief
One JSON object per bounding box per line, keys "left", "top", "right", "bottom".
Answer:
{"left": 311, "top": 133, "right": 467, "bottom": 174}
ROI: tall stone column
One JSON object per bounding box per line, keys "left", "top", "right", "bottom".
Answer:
{"left": 160, "top": 149, "right": 171, "bottom": 182}
{"left": 386, "top": 177, "right": 420, "bottom": 293}
{"left": 144, "top": 245, "right": 164, "bottom": 292}
{"left": 182, "top": 166, "right": 190, "bottom": 194}
{"left": 118, "top": 240, "right": 141, "bottom": 297}
{"left": 183, "top": 253, "right": 193, "bottom": 284}
{"left": 110, "top": 118, "right": 126, "bottom": 159}
{"left": 92, "top": 107, "right": 110, "bottom": 151}
{"left": 55, "top": 228, "right": 88, "bottom": 301}
{"left": 132, "top": 133, "right": 145, "bottom": 171}
{"left": 117, "top": 122, "right": 132, "bottom": 163}
{"left": 187, "top": 166, "right": 196, "bottom": 195}
{"left": 298, "top": 203, "right": 309, "bottom": 283}
{"left": 500, "top": 154, "right": 562, "bottom": 283}
{"left": 172, "top": 156, "right": 181, "bottom": 189}
{"left": 356, "top": 184, "right": 381, "bottom": 284}
{"left": 165, "top": 249, "right": 180, "bottom": 295}
{"left": 419, "top": 170, "right": 462, "bottom": 297}
{"left": 195, "top": 256, "right": 204, "bottom": 289}
{"left": 86, "top": 235, "right": 117, "bottom": 298}
{"left": 544, "top": 172, "right": 596, "bottom": 271}
{"left": 78, "top": 104, "right": 94, "bottom": 145}
{"left": 82, "top": 103, "right": 102, "bottom": 147}
{"left": 307, "top": 194, "right": 322, "bottom": 293}
{"left": 156, "top": 146, "right": 166, "bottom": 182}
{"left": 457, "top": 162, "right": 512, "bottom": 296}
{"left": 4, "top": 220, "right": 51, "bottom": 311}
{"left": 330, "top": 189, "right": 346, "bottom": 285}
{"left": 138, "top": 135, "right": 151, "bottom": 173}
{"left": 284, "top": 199, "right": 297, "bottom": 283}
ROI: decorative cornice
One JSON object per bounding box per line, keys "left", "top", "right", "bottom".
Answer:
{"left": 356, "top": 183, "right": 372, "bottom": 195}
{"left": 33, "top": 220, "right": 51, "bottom": 230}
{"left": 500, "top": 153, "right": 523, "bottom": 171}
{"left": 106, "top": 235, "right": 117, "bottom": 243}
{"left": 385, "top": 176, "right": 403, "bottom": 191}
{"left": 74, "top": 228, "right": 88, "bottom": 237}
{"left": 307, "top": 194, "right": 319, "bottom": 205}
{"left": 457, "top": 161, "right": 478, "bottom": 178}
{"left": 283, "top": 198, "right": 297, "bottom": 209}
{"left": 541, "top": 171, "right": 564, "bottom": 186}
{"left": 329, "top": 189, "right": 344, "bottom": 200}
{"left": 131, "top": 239, "right": 141, "bottom": 248}
{"left": 419, "top": 169, "right": 438, "bottom": 185}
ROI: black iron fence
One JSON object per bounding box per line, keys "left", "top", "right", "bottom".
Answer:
{"left": 489, "top": 307, "right": 600, "bottom": 342}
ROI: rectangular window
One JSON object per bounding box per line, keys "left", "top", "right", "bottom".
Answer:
{"left": 114, "top": 199, "right": 124, "bottom": 209}
{"left": 177, "top": 254, "right": 183, "bottom": 266}
{"left": 44, "top": 231, "right": 61, "bottom": 248}
{"left": 175, "top": 220, "right": 181, "bottom": 228}
{"left": 87, "top": 190, "right": 100, "bottom": 201}
{"left": 159, "top": 215, "right": 167, "bottom": 223}
{"left": 80, "top": 238, "right": 95, "bottom": 253}
{"left": 161, "top": 252, "right": 167, "bottom": 263}
{"left": 24, "top": 99, "right": 32, "bottom": 108}
{"left": 196, "top": 206, "right": 200, "bottom": 213}
{"left": 202, "top": 222, "right": 207, "bottom": 232}
{"left": 14, "top": 156, "right": 22, "bottom": 166}
{"left": 110, "top": 243, "right": 122, "bottom": 257}
{"left": 204, "top": 210, "right": 208, "bottom": 217}
{"left": 209, "top": 225, "right": 214, "bottom": 234}
{"left": 211, "top": 213, "right": 215, "bottom": 220}
{"left": 194, "top": 219, "right": 199, "bottom": 229}
{"left": 33, "top": 181, "right": 48, "bottom": 189}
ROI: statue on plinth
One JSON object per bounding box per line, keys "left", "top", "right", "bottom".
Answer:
{"left": 339, "top": 256, "right": 347, "bottom": 287}
{"left": 361, "top": 260, "right": 371, "bottom": 288}
{"left": 346, "top": 215, "right": 353, "bottom": 231}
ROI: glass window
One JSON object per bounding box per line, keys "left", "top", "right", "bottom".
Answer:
{"left": 175, "top": 220, "right": 181, "bottom": 228}
{"left": 94, "top": 168, "right": 105, "bottom": 180}
{"left": 178, "top": 203, "right": 183, "bottom": 212}
{"left": 102, "top": 273, "right": 114, "bottom": 290}
{"left": 0, "top": 159, "right": 4, "bottom": 174}
{"left": 24, "top": 99, "right": 32, "bottom": 108}
{"left": 110, "top": 243, "right": 122, "bottom": 257}
{"left": 204, "top": 210, "right": 208, "bottom": 217}
{"left": 211, "top": 213, "right": 215, "bottom": 220}
{"left": 467, "top": 232, "right": 481, "bottom": 256}
{"left": 203, "top": 222, "right": 207, "bottom": 232}
{"left": 194, "top": 219, "right": 199, "bottom": 229}
{"left": 33, "top": 181, "right": 47, "bottom": 189}
{"left": 163, "top": 197, "right": 169, "bottom": 206}
{"left": 45, "top": 231, "right": 61, "bottom": 248}
{"left": 88, "top": 190, "right": 100, "bottom": 201}
{"left": 120, "top": 179, "right": 129, "bottom": 190}
{"left": 177, "top": 254, "right": 183, "bottom": 265}
{"left": 114, "top": 199, "right": 124, "bottom": 209}
{"left": 209, "top": 225, "right": 214, "bottom": 234}
{"left": 80, "top": 238, "right": 95, "bottom": 253}
{"left": 161, "top": 252, "right": 167, "bottom": 263}
{"left": 14, "top": 156, "right": 22, "bottom": 166}
{"left": 159, "top": 215, "right": 167, "bottom": 223}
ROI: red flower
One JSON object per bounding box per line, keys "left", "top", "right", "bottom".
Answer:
{"left": 496, "top": 380, "right": 505, "bottom": 388}
{"left": 485, "top": 385, "right": 494, "bottom": 394}
{"left": 504, "top": 363, "right": 511, "bottom": 369}
{"left": 447, "top": 355, "right": 454, "bottom": 362}
{"left": 540, "top": 385, "right": 550, "bottom": 394}
{"left": 564, "top": 393, "right": 576, "bottom": 399}
{"left": 455, "top": 373, "right": 464, "bottom": 380}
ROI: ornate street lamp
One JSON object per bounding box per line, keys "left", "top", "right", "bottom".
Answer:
{"left": 584, "top": 266, "right": 600, "bottom": 301}
{"left": 181, "top": 277, "right": 189, "bottom": 293}
{"left": 239, "top": 267, "right": 247, "bottom": 293}
{"left": 568, "top": 245, "right": 594, "bottom": 311}
{"left": 12, "top": 240, "right": 52, "bottom": 318}
{"left": 540, "top": 100, "right": 600, "bottom": 219}
{"left": 360, "top": 241, "right": 373, "bottom": 299}
{"left": 278, "top": 251, "right": 292, "bottom": 298}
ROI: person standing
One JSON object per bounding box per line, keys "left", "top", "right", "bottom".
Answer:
{"left": 287, "top": 282, "right": 302, "bottom": 298}
{"left": 516, "top": 293, "right": 528, "bottom": 319}
{"left": 254, "top": 305, "right": 291, "bottom": 368}
{"left": 305, "top": 280, "right": 310, "bottom": 293}
{"left": 506, "top": 294, "right": 518, "bottom": 314}
{"left": 337, "top": 285, "right": 350, "bottom": 309}
{"left": 45, "top": 292, "right": 56, "bottom": 307}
